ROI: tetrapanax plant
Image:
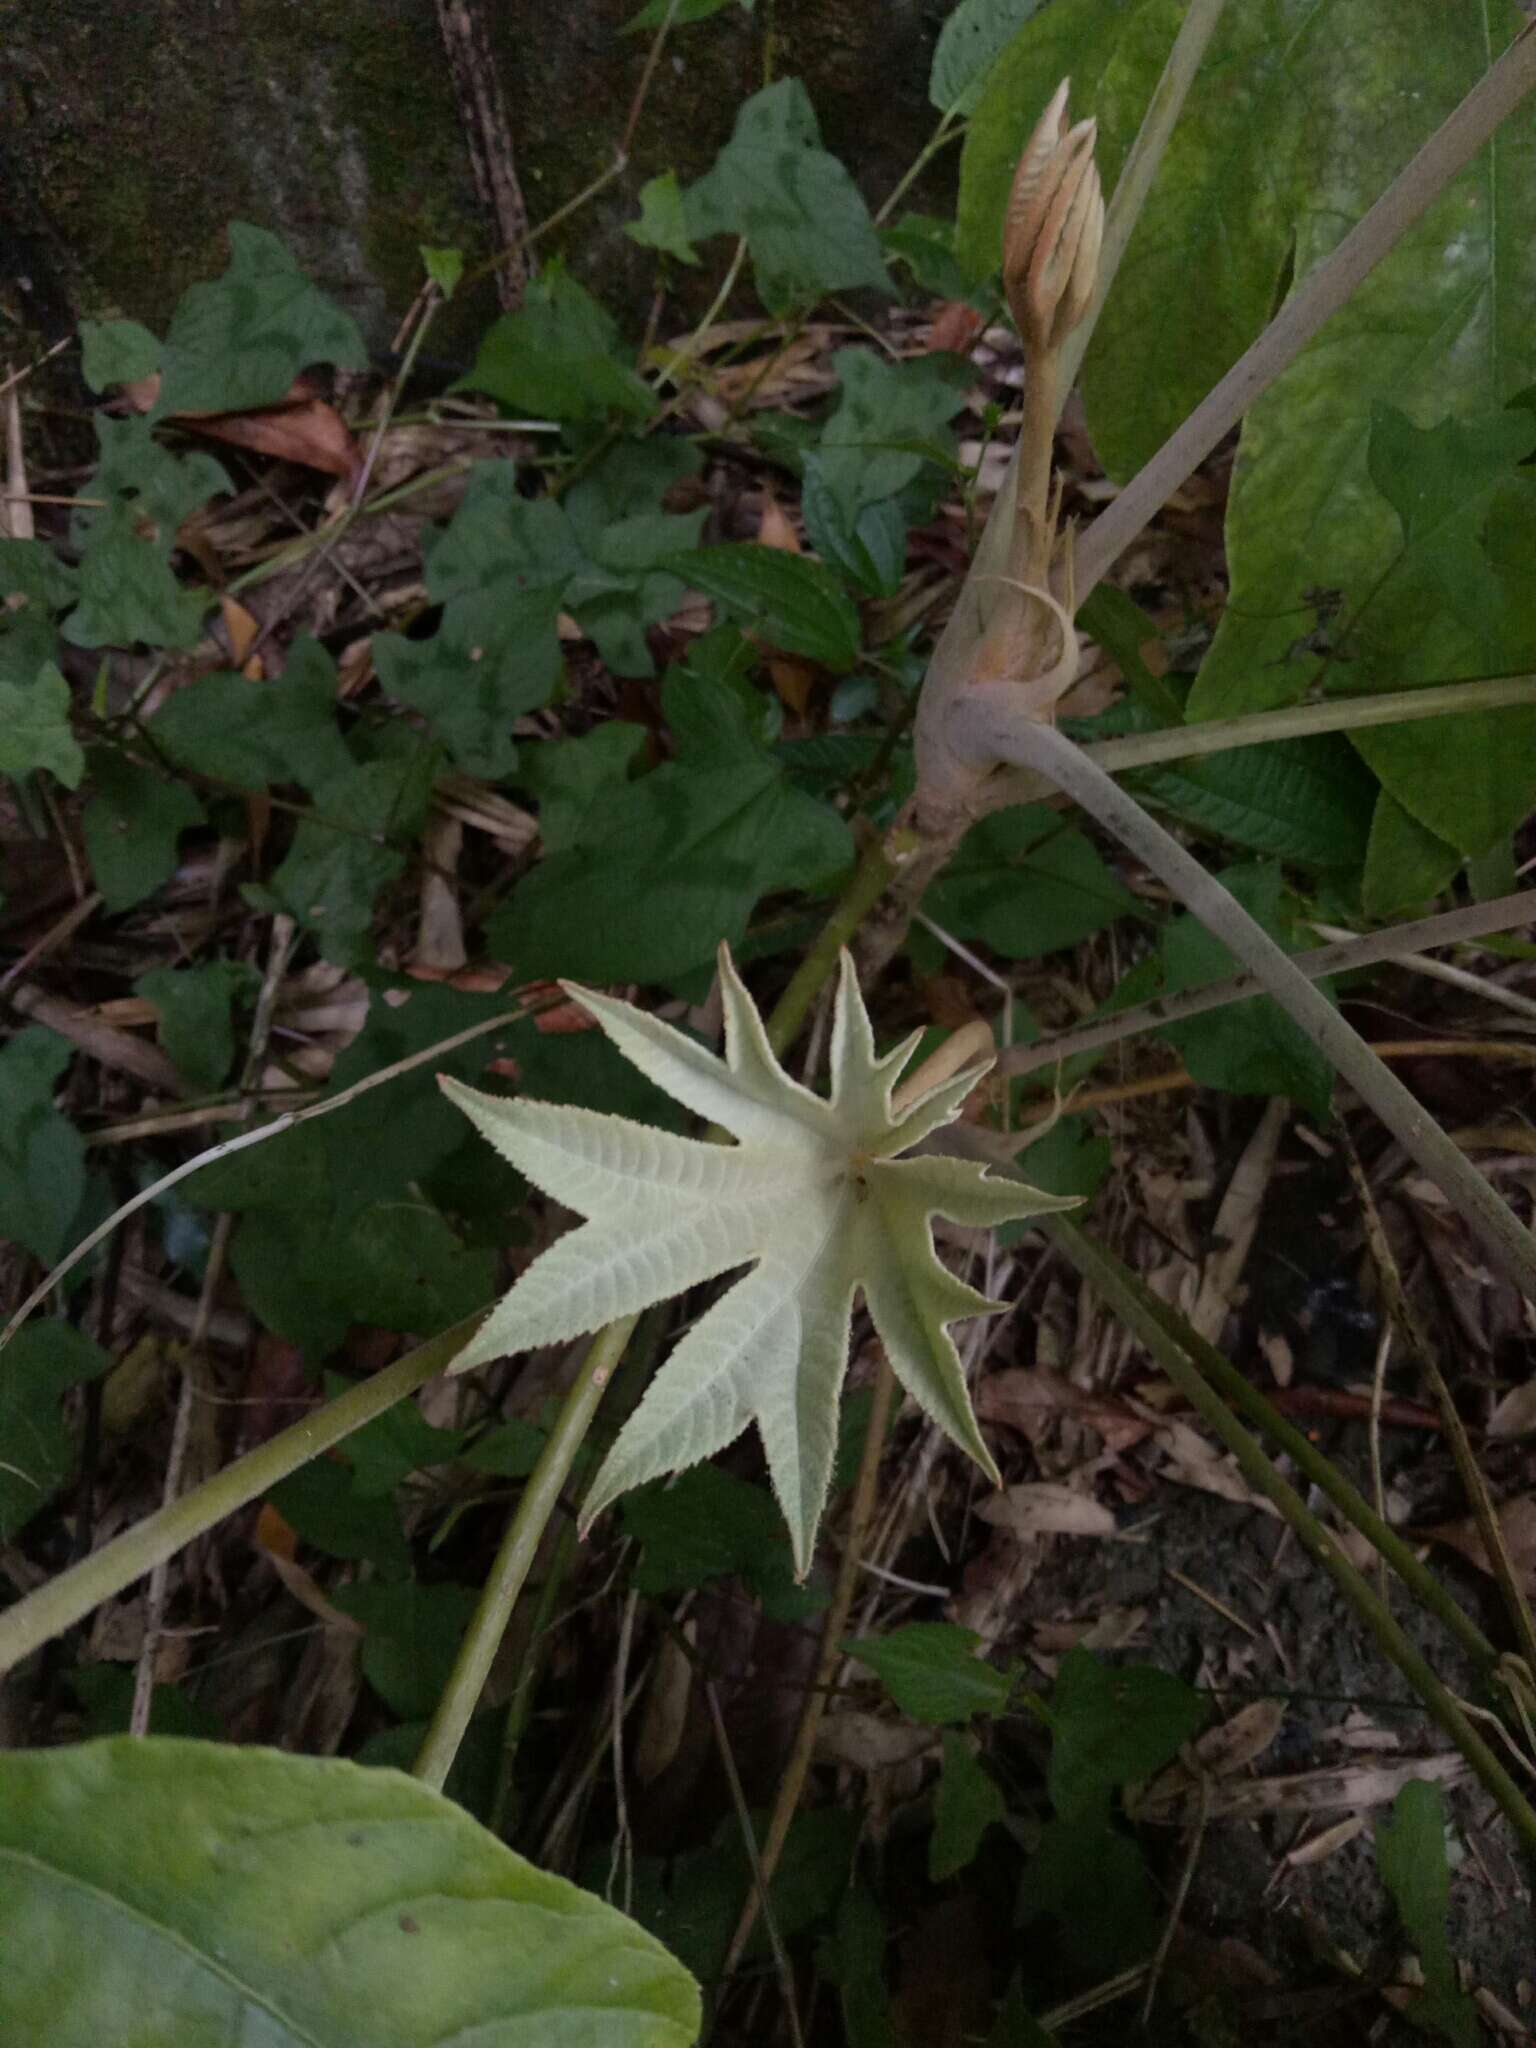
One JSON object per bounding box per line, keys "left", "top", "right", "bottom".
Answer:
{"left": 441, "top": 945, "right": 1076, "bottom": 1571}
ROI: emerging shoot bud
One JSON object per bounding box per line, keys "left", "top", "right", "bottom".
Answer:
{"left": 1002, "top": 78, "right": 1104, "bottom": 356}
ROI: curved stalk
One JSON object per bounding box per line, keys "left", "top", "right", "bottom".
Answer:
{"left": 967, "top": 710, "right": 1536, "bottom": 1300}
{"left": 0, "top": 1314, "right": 485, "bottom": 1677}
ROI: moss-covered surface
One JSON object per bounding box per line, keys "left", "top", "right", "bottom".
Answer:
{"left": 0, "top": 0, "right": 958, "bottom": 362}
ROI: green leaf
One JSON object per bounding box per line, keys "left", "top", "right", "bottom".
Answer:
{"left": 268, "top": 1458, "right": 412, "bottom": 1577}
{"left": 921, "top": 805, "right": 1139, "bottom": 959}
{"left": 1375, "top": 1779, "right": 1479, "bottom": 2048}
{"left": 1362, "top": 791, "right": 1462, "bottom": 918}
{"left": 683, "top": 80, "right": 892, "bottom": 315}
{"left": 626, "top": 172, "right": 701, "bottom": 264}
{"left": 81, "top": 747, "right": 205, "bottom": 912}
{"left": 152, "top": 222, "right": 367, "bottom": 416}
{"left": 0, "top": 1028, "right": 87, "bottom": 1267}
{"left": 817, "top": 1887, "right": 891, "bottom": 2048}
{"left": 67, "top": 1666, "right": 221, "bottom": 1742}
{"left": 64, "top": 418, "right": 227, "bottom": 650}
{"left": 463, "top": 1416, "right": 548, "bottom": 1479}
{"left": 135, "top": 960, "right": 259, "bottom": 1093}
{"left": 329, "top": 1378, "right": 466, "bottom": 1498}
{"left": 0, "top": 1737, "right": 701, "bottom": 2045}
{"left": 957, "top": 0, "right": 1141, "bottom": 280}
{"left": 78, "top": 317, "right": 162, "bottom": 393}
{"left": 444, "top": 949, "right": 1078, "bottom": 1572}
{"left": 419, "top": 245, "right": 464, "bottom": 297}
{"left": 0, "top": 663, "right": 85, "bottom": 787}
{"left": 930, "top": 1732, "right": 1007, "bottom": 1880}
{"left": 669, "top": 543, "right": 861, "bottom": 670}
{"left": 1156, "top": 863, "right": 1335, "bottom": 1119}
{"left": 454, "top": 263, "right": 656, "bottom": 421}
{"left": 0, "top": 538, "right": 81, "bottom": 611}
{"left": 622, "top": 1463, "right": 818, "bottom": 1622}
{"left": 245, "top": 752, "right": 434, "bottom": 964}
{"left": 811, "top": 349, "right": 970, "bottom": 528}
{"left": 1126, "top": 732, "right": 1377, "bottom": 870}
{"left": 845, "top": 1622, "right": 1014, "bottom": 1725}
{"left": 149, "top": 635, "right": 354, "bottom": 793}
{"left": 1047, "top": 1648, "right": 1205, "bottom": 1822}
{"left": 624, "top": 0, "right": 752, "bottom": 25}
{"left": 987, "top": 1975, "right": 1060, "bottom": 2048}
{"left": 518, "top": 722, "right": 648, "bottom": 854}
{"left": 997, "top": 1116, "right": 1112, "bottom": 1222}
{"left": 1187, "top": 1, "right": 1536, "bottom": 757}
{"left": 228, "top": 1210, "right": 351, "bottom": 1360}
{"left": 488, "top": 671, "right": 854, "bottom": 984}
{"left": 801, "top": 467, "right": 908, "bottom": 598}
{"left": 0, "top": 1322, "right": 109, "bottom": 1541}
{"left": 1081, "top": 0, "right": 1307, "bottom": 480}
{"left": 1025, "top": 1813, "right": 1159, "bottom": 1972}
{"left": 879, "top": 215, "right": 973, "bottom": 302}
{"left": 931, "top": 0, "right": 1047, "bottom": 115}
{"left": 331, "top": 1580, "right": 482, "bottom": 1719}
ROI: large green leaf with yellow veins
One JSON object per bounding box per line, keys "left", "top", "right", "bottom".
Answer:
{"left": 443, "top": 947, "right": 1076, "bottom": 1572}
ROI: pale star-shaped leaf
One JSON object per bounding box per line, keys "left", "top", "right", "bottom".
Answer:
{"left": 441, "top": 945, "right": 1078, "bottom": 1571}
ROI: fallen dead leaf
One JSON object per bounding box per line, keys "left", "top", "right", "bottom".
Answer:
{"left": 1422, "top": 1496, "right": 1536, "bottom": 1594}
{"left": 1488, "top": 1379, "right": 1536, "bottom": 1440}
{"left": 976, "top": 1481, "right": 1117, "bottom": 1539}
{"left": 1137, "top": 1749, "right": 1468, "bottom": 1825}
{"left": 1283, "top": 1814, "right": 1369, "bottom": 1868}
{"left": 1144, "top": 1414, "right": 1281, "bottom": 1518}
{"left": 976, "top": 1365, "right": 1152, "bottom": 1457}
{"left": 121, "top": 372, "right": 362, "bottom": 482}
{"left": 816, "top": 1711, "right": 936, "bottom": 1773}
{"left": 756, "top": 491, "right": 801, "bottom": 554}
{"left": 634, "top": 1622, "right": 695, "bottom": 1786}
{"left": 926, "top": 301, "right": 984, "bottom": 354}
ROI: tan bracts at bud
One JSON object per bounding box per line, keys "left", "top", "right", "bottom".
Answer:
{"left": 1003, "top": 79, "right": 1103, "bottom": 355}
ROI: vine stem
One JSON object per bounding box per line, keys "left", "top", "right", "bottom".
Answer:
{"left": 1072, "top": 20, "right": 1536, "bottom": 605}
{"left": 414, "top": 1315, "right": 639, "bottom": 1792}
{"left": 1048, "top": 1218, "right": 1536, "bottom": 1855}
{"left": 959, "top": 709, "right": 1536, "bottom": 1301}
{"left": 0, "top": 1315, "right": 486, "bottom": 1678}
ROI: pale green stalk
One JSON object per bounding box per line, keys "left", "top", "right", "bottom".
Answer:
{"left": 0, "top": 1316, "right": 484, "bottom": 1676}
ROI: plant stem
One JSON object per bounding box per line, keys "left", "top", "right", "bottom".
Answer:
{"left": 1073, "top": 21, "right": 1536, "bottom": 606}
{"left": 1047, "top": 1219, "right": 1536, "bottom": 1853}
{"left": 414, "top": 1315, "right": 639, "bottom": 1792}
{"left": 875, "top": 109, "right": 963, "bottom": 225}
{"left": 765, "top": 831, "right": 909, "bottom": 1054}
{"left": 722, "top": 1351, "right": 897, "bottom": 1976}
{"left": 969, "top": 714, "right": 1536, "bottom": 1300}
{"left": 998, "top": 890, "right": 1536, "bottom": 1079}
{"left": 0, "top": 1315, "right": 484, "bottom": 1678}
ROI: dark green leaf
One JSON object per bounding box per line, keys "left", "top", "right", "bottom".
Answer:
{"left": 463, "top": 1417, "right": 548, "bottom": 1479}
{"left": 931, "top": 0, "right": 1047, "bottom": 114}
{"left": 229, "top": 1210, "right": 352, "bottom": 1361}
{"left": 64, "top": 418, "right": 227, "bottom": 649}
{"left": 670, "top": 543, "right": 861, "bottom": 669}
{"left": 419, "top": 245, "right": 464, "bottom": 297}
{"left": 1362, "top": 791, "right": 1462, "bottom": 918}
{"left": 1047, "top": 1647, "right": 1206, "bottom": 1822}
{"left": 879, "top": 215, "right": 973, "bottom": 302}
{"left": 326, "top": 1375, "right": 465, "bottom": 1498}
{"left": 135, "top": 960, "right": 259, "bottom": 1094}
{"left": 0, "top": 1738, "right": 701, "bottom": 2045}
{"left": 816, "top": 1887, "right": 890, "bottom": 2048}
{"left": 921, "top": 804, "right": 1138, "bottom": 959}
{"left": 929, "top": 1732, "right": 1007, "bottom": 1880}
{"left": 683, "top": 80, "right": 891, "bottom": 314}
{"left": 81, "top": 747, "right": 205, "bottom": 912}
{"left": 811, "top": 349, "right": 969, "bottom": 527}
{"left": 0, "top": 1322, "right": 109, "bottom": 1541}
{"left": 1024, "top": 1814, "right": 1159, "bottom": 1972}
{"left": 845, "top": 1623, "right": 1013, "bottom": 1725}
{"left": 1375, "top": 1779, "right": 1478, "bottom": 2048}
{"left": 624, "top": 0, "right": 752, "bottom": 25}
{"left": 245, "top": 753, "right": 434, "bottom": 964}
{"left": 1157, "top": 863, "right": 1335, "bottom": 1119}
{"left": 517, "top": 722, "right": 647, "bottom": 854}
{"left": 150, "top": 635, "right": 354, "bottom": 794}
{"left": 324, "top": 1200, "right": 496, "bottom": 1332}
{"left": 66, "top": 1666, "right": 221, "bottom": 1741}
{"left": 454, "top": 264, "right": 655, "bottom": 421}
{"left": 623, "top": 1463, "right": 819, "bottom": 1622}
{"left": 626, "top": 172, "right": 700, "bottom": 263}
{"left": 1128, "top": 733, "right": 1378, "bottom": 869}
{"left": 0, "top": 539, "right": 80, "bottom": 611}
{"left": 331, "top": 1580, "right": 481, "bottom": 1719}
{"left": 997, "top": 1116, "right": 1112, "bottom": 1226}
{"left": 0, "top": 663, "right": 85, "bottom": 787}
{"left": 268, "top": 1459, "right": 411, "bottom": 1577}
{"left": 987, "top": 1975, "right": 1060, "bottom": 2047}
{"left": 153, "top": 223, "right": 367, "bottom": 416}
{"left": 488, "top": 670, "right": 853, "bottom": 982}
{"left": 78, "top": 317, "right": 162, "bottom": 392}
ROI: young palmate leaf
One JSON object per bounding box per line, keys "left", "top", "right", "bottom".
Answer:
{"left": 442, "top": 946, "right": 1077, "bottom": 1571}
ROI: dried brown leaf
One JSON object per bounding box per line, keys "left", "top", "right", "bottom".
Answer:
{"left": 976, "top": 1481, "right": 1117, "bottom": 1539}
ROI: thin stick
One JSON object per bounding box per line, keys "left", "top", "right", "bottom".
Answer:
{"left": 1310, "top": 920, "right": 1536, "bottom": 1024}
{"left": 0, "top": 1314, "right": 484, "bottom": 1677}
{"left": 1140, "top": 1766, "right": 1211, "bottom": 2025}
{"left": 972, "top": 716, "right": 1536, "bottom": 1300}
{"left": 1073, "top": 22, "right": 1536, "bottom": 603}
{"left": 1, "top": 996, "right": 542, "bottom": 1354}
{"left": 1367, "top": 1324, "right": 1392, "bottom": 1608}
{"left": 413, "top": 1315, "right": 638, "bottom": 1792}
{"left": 705, "top": 1679, "right": 807, "bottom": 2048}
{"left": 998, "top": 892, "right": 1536, "bottom": 1079}
{"left": 722, "top": 1352, "right": 896, "bottom": 1976}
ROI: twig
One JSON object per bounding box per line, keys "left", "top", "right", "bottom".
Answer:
{"left": 705, "top": 1679, "right": 806, "bottom": 2048}
{"left": 1073, "top": 22, "right": 1536, "bottom": 604}
{"left": 1367, "top": 1324, "right": 1392, "bottom": 1608}
{"left": 0, "top": 892, "right": 103, "bottom": 998}
{"left": 1140, "top": 1765, "right": 1211, "bottom": 2025}
{"left": 966, "top": 716, "right": 1536, "bottom": 1301}
{"left": 998, "top": 891, "right": 1536, "bottom": 1079}
{"left": 7, "top": 979, "right": 184, "bottom": 1096}
{"left": 413, "top": 1315, "right": 639, "bottom": 1792}
{"left": 1310, "top": 919, "right": 1536, "bottom": 1025}
{"left": 434, "top": 0, "right": 531, "bottom": 311}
